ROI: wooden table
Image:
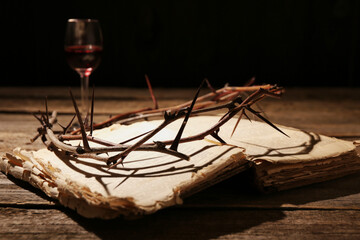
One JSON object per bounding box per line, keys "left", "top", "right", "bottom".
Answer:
{"left": 1, "top": 87, "right": 360, "bottom": 239}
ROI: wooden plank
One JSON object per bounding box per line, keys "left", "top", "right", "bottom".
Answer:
{"left": 0, "top": 98, "right": 155, "bottom": 114}
{"left": 262, "top": 98, "right": 360, "bottom": 137}
{"left": 0, "top": 88, "right": 359, "bottom": 135}
{"left": 0, "top": 174, "right": 54, "bottom": 205}
{"left": 0, "top": 104, "right": 359, "bottom": 136}
{"left": 0, "top": 208, "right": 95, "bottom": 240}
{"left": 0, "top": 87, "right": 359, "bottom": 239}
{"left": 1, "top": 207, "right": 360, "bottom": 240}
{"left": 0, "top": 87, "right": 195, "bottom": 114}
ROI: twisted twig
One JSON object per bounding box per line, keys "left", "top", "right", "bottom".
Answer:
{"left": 33, "top": 78, "right": 285, "bottom": 169}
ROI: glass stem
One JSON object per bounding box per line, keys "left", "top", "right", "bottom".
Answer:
{"left": 79, "top": 71, "right": 90, "bottom": 123}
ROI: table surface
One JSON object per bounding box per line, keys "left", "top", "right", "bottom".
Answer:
{"left": 0, "top": 87, "right": 360, "bottom": 240}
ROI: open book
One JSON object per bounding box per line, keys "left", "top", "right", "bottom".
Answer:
{"left": 1, "top": 116, "right": 359, "bottom": 219}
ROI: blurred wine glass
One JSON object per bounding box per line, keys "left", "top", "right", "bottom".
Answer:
{"left": 64, "top": 19, "right": 103, "bottom": 122}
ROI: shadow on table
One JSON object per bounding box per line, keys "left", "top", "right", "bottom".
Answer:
{"left": 65, "top": 207, "right": 285, "bottom": 240}
{"left": 6, "top": 166, "right": 360, "bottom": 240}
{"left": 4, "top": 129, "right": 360, "bottom": 240}
{"left": 196, "top": 169, "right": 360, "bottom": 207}
{"left": 60, "top": 171, "right": 360, "bottom": 240}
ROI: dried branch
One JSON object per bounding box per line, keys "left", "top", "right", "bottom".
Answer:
{"left": 85, "top": 84, "right": 274, "bottom": 130}
{"left": 41, "top": 113, "right": 189, "bottom": 161}
{"left": 33, "top": 79, "right": 285, "bottom": 169}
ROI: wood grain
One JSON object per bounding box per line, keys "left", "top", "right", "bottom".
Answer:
{"left": 0, "top": 174, "right": 54, "bottom": 205}
{"left": 0, "top": 207, "right": 359, "bottom": 240}
{"left": 1, "top": 87, "right": 359, "bottom": 135}
{"left": 0, "top": 87, "right": 360, "bottom": 239}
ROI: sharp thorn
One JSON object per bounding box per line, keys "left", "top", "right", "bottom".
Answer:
{"left": 170, "top": 79, "right": 205, "bottom": 151}
{"left": 231, "top": 109, "right": 244, "bottom": 137}
{"left": 145, "top": 74, "right": 159, "bottom": 109}
{"left": 246, "top": 106, "right": 289, "bottom": 138}
{"left": 90, "top": 85, "right": 95, "bottom": 136}
{"left": 45, "top": 97, "right": 49, "bottom": 125}
{"left": 69, "top": 88, "right": 91, "bottom": 151}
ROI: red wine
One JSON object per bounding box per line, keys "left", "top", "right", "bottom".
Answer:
{"left": 65, "top": 45, "right": 102, "bottom": 72}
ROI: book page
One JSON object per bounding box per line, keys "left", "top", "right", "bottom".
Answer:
{"left": 3, "top": 116, "right": 247, "bottom": 217}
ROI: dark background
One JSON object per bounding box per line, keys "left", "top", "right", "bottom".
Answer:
{"left": 2, "top": 0, "right": 359, "bottom": 88}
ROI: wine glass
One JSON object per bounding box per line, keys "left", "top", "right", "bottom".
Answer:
{"left": 64, "top": 19, "right": 103, "bottom": 123}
